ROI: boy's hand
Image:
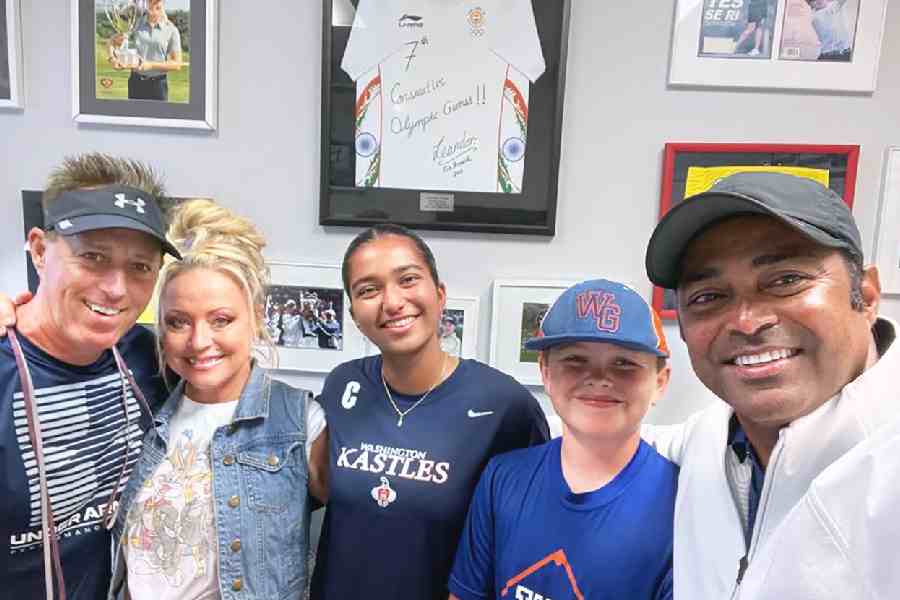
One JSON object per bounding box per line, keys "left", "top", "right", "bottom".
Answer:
{"left": 0, "top": 292, "right": 32, "bottom": 336}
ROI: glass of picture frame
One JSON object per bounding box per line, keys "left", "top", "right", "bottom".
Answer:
{"left": 319, "top": 0, "right": 571, "bottom": 235}
{"left": 71, "top": 0, "right": 218, "bottom": 129}
{"left": 489, "top": 279, "right": 574, "bottom": 386}
{"left": 0, "top": 0, "right": 24, "bottom": 109}
{"left": 874, "top": 146, "right": 900, "bottom": 296}
{"left": 652, "top": 142, "right": 860, "bottom": 319}
{"left": 261, "top": 262, "right": 366, "bottom": 373}
{"left": 668, "top": 0, "right": 888, "bottom": 92}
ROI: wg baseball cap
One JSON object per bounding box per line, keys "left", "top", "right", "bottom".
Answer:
{"left": 524, "top": 279, "right": 669, "bottom": 357}
{"left": 646, "top": 171, "right": 861, "bottom": 289}
{"left": 44, "top": 185, "right": 181, "bottom": 259}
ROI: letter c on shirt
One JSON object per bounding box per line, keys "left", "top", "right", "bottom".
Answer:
{"left": 342, "top": 381, "right": 360, "bottom": 409}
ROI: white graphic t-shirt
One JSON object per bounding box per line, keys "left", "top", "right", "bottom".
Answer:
{"left": 123, "top": 395, "right": 325, "bottom": 600}
{"left": 342, "top": 0, "right": 545, "bottom": 193}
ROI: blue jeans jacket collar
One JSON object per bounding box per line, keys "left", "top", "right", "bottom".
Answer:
{"left": 153, "top": 360, "right": 271, "bottom": 433}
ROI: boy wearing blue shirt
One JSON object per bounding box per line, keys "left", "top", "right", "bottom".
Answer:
{"left": 449, "top": 279, "right": 678, "bottom": 600}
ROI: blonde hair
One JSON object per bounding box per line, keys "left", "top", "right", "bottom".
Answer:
{"left": 44, "top": 153, "right": 166, "bottom": 207}
{"left": 155, "top": 198, "right": 275, "bottom": 383}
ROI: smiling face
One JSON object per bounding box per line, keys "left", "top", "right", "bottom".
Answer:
{"left": 161, "top": 268, "right": 255, "bottom": 404}
{"left": 346, "top": 235, "right": 446, "bottom": 358}
{"left": 147, "top": 0, "right": 165, "bottom": 25}
{"left": 676, "top": 215, "right": 879, "bottom": 428}
{"left": 30, "top": 227, "right": 161, "bottom": 363}
{"left": 540, "top": 342, "right": 669, "bottom": 442}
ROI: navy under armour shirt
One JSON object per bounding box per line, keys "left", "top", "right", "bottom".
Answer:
{"left": 311, "top": 355, "right": 549, "bottom": 600}
{"left": 0, "top": 326, "right": 165, "bottom": 600}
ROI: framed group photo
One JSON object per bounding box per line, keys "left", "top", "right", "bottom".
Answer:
{"left": 1, "top": 0, "right": 23, "bottom": 109}
{"left": 669, "top": 0, "right": 888, "bottom": 92}
{"left": 652, "top": 142, "right": 860, "bottom": 319}
{"left": 874, "top": 147, "right": 900, "bottom": 296}
{"left": 489, "top": 279, "right": 573, "bottom": 386}
{"left": 319, "top": 0, "right": 571, "bottom": 235}
{"left": 261, "top": 262, "right": 366, "bottom": 374}
{"left": 71, "top": 0, "right": 218, "bottom": 129}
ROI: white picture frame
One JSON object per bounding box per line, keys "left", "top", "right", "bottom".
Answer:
{"left": 668, "top": 0, "right": 887, "bottom": 92}
{"left": 71, "top": 0, "right": 218, "bottom": 129}
{"left": 489, "top": 280, "right": 575, "bottom": 386}
{"left": 362, "top": 295, "right": 481, "bottom": 360}
{"left": 0, "top": 0, "right": 24, "bottom": 109}
{"left": 260, "top": 262, "right": 366, "bottom": 374}
{"left": 441, "top": 296, "right": 479, "bottom": 359}
{"left": 874, "top": 147, "right": 900, "bottom": 295}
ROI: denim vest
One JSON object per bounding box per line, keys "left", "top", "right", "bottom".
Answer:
{"left": 109, "top": 364, "right": 312, "bottom": 600}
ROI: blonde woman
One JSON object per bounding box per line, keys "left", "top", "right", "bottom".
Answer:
{"left": 108, "top": 199, "right": 327, "bottom": 599}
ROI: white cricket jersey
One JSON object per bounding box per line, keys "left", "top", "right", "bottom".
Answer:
{"left": 342, "top": 0, "right": 545, "bottom": 193}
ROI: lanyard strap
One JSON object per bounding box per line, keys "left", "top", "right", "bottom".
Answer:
{"left": 8, "top": 331, "right": 155, "bottom": 600}
{"left": 9, "top": 328, "right": 66, "bottom": 600}
{"left": 104, "top": 346, "right": 155, "bottom": 528}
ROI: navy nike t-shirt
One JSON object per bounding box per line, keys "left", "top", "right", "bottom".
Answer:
{"left": 311, "top": 355, "right": 549, "bottom": 600}
{"left": 0, "top": 326, "right": 165, "bottom": 600}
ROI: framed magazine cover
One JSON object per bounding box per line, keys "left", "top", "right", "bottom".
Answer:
{"left": 668, "top": 0, "right": 888, "bottom": 92}
{"left": 260, "top": 262, "right": 366, "bottom": 373}
{"left": 0, "top": 0, "right": 23, "bottom": 109}
{"left": 319, "top": 0, "right": 571, "bottom": 235}
{"left": 652, "top": 142, "right": 860, "bottom": 319}
{"left": 71, "top": 0, "right": 218, "bottom": 129}
{"left": 489, "top": 279, "right": 574, "bottom": 386}
{"left": 873, "top": 147, "right": 900, "bottom": 295}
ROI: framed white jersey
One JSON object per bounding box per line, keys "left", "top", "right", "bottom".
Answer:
{"left": 342, "top": 0, "right": 545, "bottom": 193}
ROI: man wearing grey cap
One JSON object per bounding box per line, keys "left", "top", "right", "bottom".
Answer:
{"left": 0, "top": 153, "right": 179, "bottom": 600}
{"left": 642, "top": 171, "right": 899, "bottom": 599}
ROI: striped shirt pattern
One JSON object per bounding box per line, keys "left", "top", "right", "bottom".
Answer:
{"left": 13, "top": 371, "right": 143, "bottom": 535}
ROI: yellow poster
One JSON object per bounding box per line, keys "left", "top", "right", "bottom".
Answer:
{"left": 685, "top": 166, "right": 830, "bottom": 199}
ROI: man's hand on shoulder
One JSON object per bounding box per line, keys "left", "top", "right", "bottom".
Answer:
{"left": 0, "top": 291, "right": 32, "bottom": 336}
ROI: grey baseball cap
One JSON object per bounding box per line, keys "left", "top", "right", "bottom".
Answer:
{"left": 44, "top": 185, "right": 181, "bottom": 259}
{"left": 645, "top": 171, "right": 862, "bottom": 289}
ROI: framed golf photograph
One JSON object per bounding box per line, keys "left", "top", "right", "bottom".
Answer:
{"left": 319, "top": 0, "right": 571, "bottom": 235}
{"left": 874, "top": 147, "right": 900, "bottom": 296}
{"left": 261, "top": 262, "right": 366, "bottom": 373}
{"left": 1, "top": 0, "right": 23, "bottom": 109}
{"left": 668, "top": 0, "right": 887, "bottom": 91}
{"left": 489, "top": 279, "right": 574, "bottom": 386}
{"left": 652, "top": 142, "right": 860, "bottom": 319}
{"left": 71, "top": 0, "right": 218, "bottom": 129}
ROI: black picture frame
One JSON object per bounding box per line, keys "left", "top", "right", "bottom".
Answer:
{"left": 22, "top": 190, "right": 42, "bottom": 293}
{"left": 320, "top": 0, "right": 571, "bottom": 235}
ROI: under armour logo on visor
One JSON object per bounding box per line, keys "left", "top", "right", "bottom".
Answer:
{"left": 113, "top": 193, "right": 146, "bottom": 213}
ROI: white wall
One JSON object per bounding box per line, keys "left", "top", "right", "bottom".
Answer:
{"left": 2, "top": 1, "right": 899, "bottom": 426}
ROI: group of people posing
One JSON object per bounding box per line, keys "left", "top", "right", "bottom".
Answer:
{"left": 0, "top": 153, "right": 897, "bottom": 600}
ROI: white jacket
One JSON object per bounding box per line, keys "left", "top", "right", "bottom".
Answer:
{"left": 644, "top": 318, "right": 899, "bottom": 600}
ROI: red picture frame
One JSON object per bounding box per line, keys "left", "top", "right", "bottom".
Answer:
{"left": 652, "top": 142, "right": 860, "bottom": 320}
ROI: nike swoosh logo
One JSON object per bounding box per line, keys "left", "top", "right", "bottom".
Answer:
{"left": 467, "top": 409, "right": 494, "bottom": 418}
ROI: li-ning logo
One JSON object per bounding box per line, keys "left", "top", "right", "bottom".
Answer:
{"left": 113, "top": 193, "right": 146, "bottom": 214}
{"left": 398, "top": 14, "right": 424, "bottom": 28}
{"left": 576, "top": 291, "right": 621, "bottom": 333}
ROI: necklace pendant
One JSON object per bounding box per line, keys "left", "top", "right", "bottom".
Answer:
{"left": 397, "top": 415, "right": 404, "bottom": 427}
